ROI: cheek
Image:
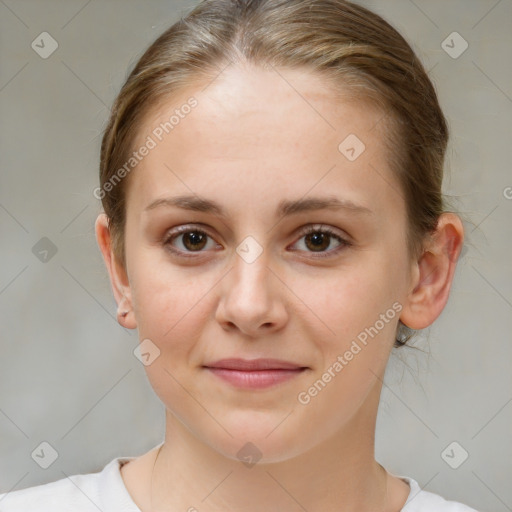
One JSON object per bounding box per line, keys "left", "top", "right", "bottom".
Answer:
{"left": 294, "top": 251, "right": 405, "bottom": 402}
{"left": 128, "top": 257, "right": 214, "bottom": 410}
{"left": 129, "top": 251, "right": 211, "bottom": 351}
{"left": 299, "top": 259, "right": 397, "bottom": 339}
{"left": 293, "top": 265, "right": 402, "bottom": 439}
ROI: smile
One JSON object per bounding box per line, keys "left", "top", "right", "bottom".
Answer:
{"left": 203, "top": 358, "right": 309, "bottom": 389}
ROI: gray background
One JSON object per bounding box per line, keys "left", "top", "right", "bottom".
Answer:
{"left": 0, "top": 0, "right": 511, "bottom": 510}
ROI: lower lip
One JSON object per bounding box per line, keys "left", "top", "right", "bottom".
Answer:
{"left": 205, "top": 367, "right": 306, "bottom": 389}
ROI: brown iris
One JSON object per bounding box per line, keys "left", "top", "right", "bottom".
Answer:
{"left": 182, "top": 231, "right": 208, "bottom": 251}
{"left": 304, "top": 232, "right": 330, "bottom": 252}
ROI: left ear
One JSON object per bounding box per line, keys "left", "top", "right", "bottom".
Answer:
{"left": 400, "top": 212, "right": 465, "bottom": 330}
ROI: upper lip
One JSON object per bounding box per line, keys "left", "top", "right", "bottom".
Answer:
{"left": 204, "top": 358, "right": 306, "bottom": 371}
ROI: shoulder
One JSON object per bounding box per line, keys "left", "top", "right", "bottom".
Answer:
{"left": 400, "top": 475, "right": 480, "bottom": 512}
{"left": 0, "top": 457, "right": 139, "bottom": 512}
{"left": 0, "top": 468, "right": 106, "bottom": 512}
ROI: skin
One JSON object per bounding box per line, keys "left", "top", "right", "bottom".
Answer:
{"left": 96, "top": 61, "right": 464, "bottom": 512}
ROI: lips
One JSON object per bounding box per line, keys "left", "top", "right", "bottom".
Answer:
{"left": 203, "top": 358, "right": 308, "bottom": 389}
{"left": 204, "top": 358, "right": 306, "bottom": 371}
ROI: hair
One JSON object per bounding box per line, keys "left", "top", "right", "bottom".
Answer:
{"left": 99, "top": 0, "right": 451, "bottom": 348}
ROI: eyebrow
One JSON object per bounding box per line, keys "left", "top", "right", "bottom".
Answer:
{"left": 143, "top": 194, "right": 374, "bottom": 217}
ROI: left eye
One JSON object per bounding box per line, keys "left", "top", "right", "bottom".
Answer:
{"left": 291, "top": 226, "right": 350, "bottom": 256}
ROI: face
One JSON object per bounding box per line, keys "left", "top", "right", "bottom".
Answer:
{"left": 115, "top": 63, "right": 415, "bottom": 462}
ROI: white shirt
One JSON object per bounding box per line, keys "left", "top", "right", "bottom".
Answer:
{"left": 0, "top": 450, "right": 480, "bottom": 511}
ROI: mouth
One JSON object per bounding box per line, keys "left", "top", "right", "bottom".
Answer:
{"left": 203, "top": 358, "right": 309, "bottom": 389}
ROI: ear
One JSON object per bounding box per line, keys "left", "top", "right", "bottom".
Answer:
{"left": 95, "top": 213, "right": 137, "bottom": 329}
{"left": 400, "top": 212, "right": 464, "bottom": 330}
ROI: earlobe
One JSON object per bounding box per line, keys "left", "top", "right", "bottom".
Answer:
{"left": 95, "top": 213, "right": 137, "bottom": 329}
{"left": 116, "top": 295, "right": 137, "bottom": 329}
{"left": 400, "top": 213, "right": 464, "bottom": 330}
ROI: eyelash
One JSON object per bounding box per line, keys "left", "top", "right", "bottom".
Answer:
{"left": 162, "top": 224, "right": 352, "bottom": 259}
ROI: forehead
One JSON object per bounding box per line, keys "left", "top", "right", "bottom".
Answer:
{"left": 125, "top": 63, "right": 401, "bottom": 218}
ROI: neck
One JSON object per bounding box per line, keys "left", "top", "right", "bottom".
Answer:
{"left": 149, "top": 382, "right": 393, "bottom": 512}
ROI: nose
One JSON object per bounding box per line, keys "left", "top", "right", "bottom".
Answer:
{"left": 215, "top": 248, "right": 288, "bottom": 338}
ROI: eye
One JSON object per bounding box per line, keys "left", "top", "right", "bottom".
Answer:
{"left": 162, "top": 223, "right": 351, "bottom": 259}
{"left": 163, "top": 225, "right": 219, "bottom": 257}
{"left": 290, "top": 225, "right": 351, "bottom": 258}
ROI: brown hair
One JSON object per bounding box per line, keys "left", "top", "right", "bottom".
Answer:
{"left": 99, "top": 0, "right": 450, "bottom": 348}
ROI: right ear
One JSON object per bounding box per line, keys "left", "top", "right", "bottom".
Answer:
{"left": 95, "top": 213, "right": 137, "bottom": 329}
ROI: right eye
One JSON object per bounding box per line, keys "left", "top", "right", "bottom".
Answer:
{"left": 163, "top": 225, "right": 221, "bottom": 257}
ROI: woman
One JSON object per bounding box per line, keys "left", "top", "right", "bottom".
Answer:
{"left": 0, "top": 0, "right": 478, "bottom": 510}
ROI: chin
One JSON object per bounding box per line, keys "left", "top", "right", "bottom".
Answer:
{"left": 205, "top": 411, "right": 316, "bottom": 465}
